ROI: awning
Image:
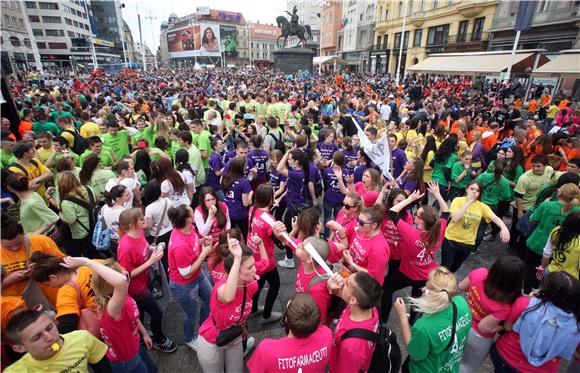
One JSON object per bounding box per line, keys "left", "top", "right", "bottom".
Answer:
{"left": 314, "top": 56, "right": 347, "bottom": 66}
{"left": 533, "top": 50, "right": 580, "bottom": 77}
{"left": 406, "top": 50, "right": 549, "bottom": 76}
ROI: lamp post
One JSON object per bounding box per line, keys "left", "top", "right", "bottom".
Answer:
{"left": 248, "top": 23, "right": 252, "bottom": 67}
{"left": 145, "top": 12, "right": 158, "bottom": 69}
{"left": 118, "top": 3, "right": 128, "bottom": 67}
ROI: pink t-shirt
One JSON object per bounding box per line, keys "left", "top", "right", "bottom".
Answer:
{"left": 208, "top": 257, "right": 268, "bottom": 284}
{"left": 466, "top": 268, "right": 513, "bottom": 338}
{"left": 247, "top": 209, "right": 276, "bottom": 273}
{"left": 330, "top": 306, "right": 379, "bottom": 373}
{"left": 198, "top": 278, "right": 259, "bottom": 344}
{"left": 350, "top": 227, "right": 390, "bottom": 285}
{"left": 496, "top": 296, "right": 561, "bottom": 373}
{"left": 117, "top": 231, "right": 150, "bottom": 296}
{"left": 98, "top": 297, "right": 140, "bottom": 363}
{"left": 195, "top": 202, "right": 229, "bottom": 244}
{"left": 397, "top": 218, "right": 447, "bottom": 281}
{"left": 168, "top": 226, "right": 201, "bottom": 284}
{"left": 381, "top": 211, "right": 412, "bottom": 261}
{"left": 355, "top": 182, "right": 379, "bottom": 207}
{"left": 295, "top": 265, "right": 332, "bottom": 325}
{"left": 332, "top": 210, "right": 357, "bottom": 247}
{"left": 247, "top": 326, "right": 333, "bottom": 372}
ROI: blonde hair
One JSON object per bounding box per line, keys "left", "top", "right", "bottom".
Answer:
{"left": 558, "top": 183, "right": 580, "bottom": 214}
{"left": 118, "top": 208, "right": 143, "bottom": 237}
{"left": 93, "top": 259, "right": 125, "bottom": 311}
{"left": 408, "top": 267, "right": 458, "bottom": 314}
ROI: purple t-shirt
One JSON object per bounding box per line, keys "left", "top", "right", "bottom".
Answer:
{"left": 353, "top": 164, "right": 368, "bottom": 183}
{"left": 323, "top": 167, "right": 345, "bottom": 205}
{"left": 269, "top": 170, "right": 287, "bottom": 191}
{"left": 247, "top": 149, "right": 269, "bottom": 179}
{"left": 318, "top": 142, "right": 339, "bottom": 161}
{"left": 391, "top": 148, "right": 408, "bottom": 179}
{"left": 286, "top": 169, "right": 306, "bottom": 207}
{"left": 224, "top": 178, "right": 252, "bottom": 221}
{"left": 208, "top": 152, "right": 224, "bottom": 191}
{"left": 398, "top": 175, "right": 419, "bottom": 193}
{"left": 224, "top": 149, "right": 236, "bottom": 164}
{"left": 223, "top": 157, "right": 255, "bottom": 178}
{"left": 343, "top": 149, "right": 358, "bottom": 176}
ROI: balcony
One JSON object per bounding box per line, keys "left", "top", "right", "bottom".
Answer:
{"left": 491, "top": 5, "right": 579, "bottom": 31}
{"left": 425, "top": 32, "right": 490, "bottom": 54}
{"left": 456, "top": 0, "right": 498, "bottom": 18}
{"left": 369, "top": 44, "right": 390, "bottom": 54}
{"left": 410, "top": 12, "right": 425, "bottom": 27}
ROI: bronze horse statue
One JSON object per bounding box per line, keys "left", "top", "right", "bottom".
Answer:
{"left": 276, "top": 16, "right": 312, "bottom": 48}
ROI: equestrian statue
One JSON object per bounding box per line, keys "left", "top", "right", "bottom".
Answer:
{"left": 276, "top": 5, "right": 312, "bottom": 48}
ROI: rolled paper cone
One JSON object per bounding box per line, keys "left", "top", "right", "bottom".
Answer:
{"left": 259, "top": 211, "right": 299, "bottom": 250}
{"left": 304, "top": 243, "right": 334, "bottom": 277}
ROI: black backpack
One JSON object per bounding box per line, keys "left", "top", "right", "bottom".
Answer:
{"left": 307, "top": 275, "right": 347, "bottom": 321}
{"left": 9, "top": 159, "right": 40, "bottom": 177}
{"left": 63, "top": 128, "right": 87, "bottom": 155}
{"left": 62, "top": 186, "right": 100, "bottom": 237}
{"left": 341, "top": 324, "right": 402, "bottom": 373}
{"left": 267, "top": 131, "right": 286, "bottom": 152}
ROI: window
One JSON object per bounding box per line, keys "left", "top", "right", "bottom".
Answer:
{"left": 376, "top": 35, "right": 382, "bottom": 48}
{"left": 65, "top": 18, "right": 72, "bottom": 25}
{"left": 407, "top": 0, "right": 414, "bottom": 16}
{"left": 36, "top": 42, "right": 46, "bottom": 49}
{"left": 457, "top": 20, "right": 468, "bottom": 42}
{"left": 394, "top": 31, "right": 409, "bottom": 48}
{"left": 48, "top": 42, "right": 67, "bottom": 49}
{"left": 432, "top": 0, "right": 438, "bottom": 9}
{"left": 32, "top": 29, "right": 43, "bottom": 36}
{"left": 472, "top": 17, "right": 484, "bottom": 41}
{"left": 383, "top": 35, "right": 388, "bottom": 49}
{"left": 67, "top": 31, "right": 75, "bottom": 37}
{"left": 538, "top": 0, "right": 550, "bottom": 12}
{"left": 9, "top": 37, "right": 21, "bottom": 46}
{"left": 39, "top": 2, "right": 58, "bottom": 9}
{"left": 413, "top": 29, "right": 423, "bottom": 47}
{"left": 25, "top": 1, "right": 36, "bottom": 8}
{"left": 24, "top": 38, "right": 31, "bottom": 47}
{"left": 42, "top": 16, "right": 62, "bottom": 23}
{"left": 397, "top": 1, "right": 403, "bottom": 17}
{"left": 419, "top": 0, "right": 425, "bottom": 11}
{"left": 29, "top": 15, "right": 40, "bottom": 22}
{"left": 18, "top": 18, "right": 24, "bottom": 28}
{"left": 427, "top": 24, "right": 449, "bottom": 45}
{"left": 45, "top": 29, "right": 64, "bottom": 36}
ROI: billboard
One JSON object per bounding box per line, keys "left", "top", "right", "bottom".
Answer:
{"left": 220, "top": 25, "right": 237, "bottom": 57}
{"left": 167, "top": 23, "right": 221, "bottom": 58}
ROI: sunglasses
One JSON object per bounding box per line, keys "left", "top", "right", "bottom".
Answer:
{"left": 343, "top": 203, "right": 357, "bottom": 210}
{"left": 357, "top": 218, "right": 373, "bottom": 226}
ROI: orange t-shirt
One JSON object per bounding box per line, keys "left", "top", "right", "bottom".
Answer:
{"left": 560, "top": 147, "right": 578, "bottom": 171}
{"left": 335, "top": 75, "right": 343, "bottom": 85}
{"left": 18, "top": 120, "right": 33, "bottom": 138}
{"left": 1, "top": 296, "right": 26, "bottom": 333}
{"left": 55, "top": 262, "right": 100, "bottom": 319}
{"left": 560, "top": 99, "right": 570, "bottom": 109}
{"left": 482, "top": 133, "right": 498, "bottom": 151}
{"left": 513, "top": 99, "right": 522, "bottom": 109}
{"left": 528, "top": 100, "right": 539, "bottom": 113}
{"left": 525, "top": 128, "right": 541, "bottom": 146}
{"left": 1, "top": 235, "right": 64, "bottom": 307}
{"left": 541, "top": 95, "right": 551, "bottom": 108}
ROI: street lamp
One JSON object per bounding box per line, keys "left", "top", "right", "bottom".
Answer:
{"left": 118, "top": 3, "right": 128, "bottom": 67}
{"left": 145, "top": 12, "right": 158, "bottom": 69}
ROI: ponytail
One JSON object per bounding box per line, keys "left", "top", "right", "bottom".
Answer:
{"left": 558, "top": 183, "right": 580, "bottom": 214}
{"left": 408, "top": 267, "right": 458, "bottom": 315}
{"left": 420, "top": 206, "right": 441, "bottom": 249}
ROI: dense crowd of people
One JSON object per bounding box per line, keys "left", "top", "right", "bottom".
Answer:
{"left": 1, "top": 67, "right": 579, "bottom": 373}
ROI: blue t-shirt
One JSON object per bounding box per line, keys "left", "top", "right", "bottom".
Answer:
{"left": 208, "top": 152, "right": 224, "bottom": 191}
{"left": 323, "top": 167, "right": 344, "bottom": 205}
{"left": 224, "top": 178, "right": 252, "bottom": 221}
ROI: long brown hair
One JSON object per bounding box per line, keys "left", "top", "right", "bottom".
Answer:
{"left": 419, "top": 206, "right": 442, "bottom": 249}
{"left": 155, "top": 157, "right": 185, "bottom": 194}
{"left": 57, "top": 171, "right": 89, "bottom": 203}
{"left": 249, "top": 184, "right": 274, "bottom": 234}
{"left": 79, "top": 154, "right": 100, "bottom": 185}
{"left": 198, "top": 186, "right": 227, "bottom": 229}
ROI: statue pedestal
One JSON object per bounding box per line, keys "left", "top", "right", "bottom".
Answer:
{"left": 273, "top": 47, "right": 315, "bottom": 73}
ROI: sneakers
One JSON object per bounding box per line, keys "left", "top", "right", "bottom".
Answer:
{"left": 260, "top": 312, "right": 283, "bottom": 325}
{"left": 243, "top": 336, "right": 255, "bottom": 358}
{"left": 251, "top": 306, "right": 264, "bottom": 316}
{"left": 153, "top": 337, "right": 177, "bottom": 353}
{"left": 185, "top": 338, "right": 199, "bottom": 352}
{"left": 277, "top": 257, "right": 295, "bottom": 269}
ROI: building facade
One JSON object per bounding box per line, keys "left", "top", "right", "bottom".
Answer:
{"left": 488, "top": 0, "right": 580, "bottom": 55}
{"left": 1, "top": 0, "right": 35, "bottom": 74}
{"left": 373, "top": 0, "right": 498, "bottom": 74}
{"left": 336, "top": 0, "right": 376, "bottom": 71}
{"left": 321, "top": 0, "right": 343, "bottom": 56}
{"left": 249, "top": 23, "right": 279, "bottom": 67}
{"left": 89, "top": 0, "right": 124, "bottom": 59}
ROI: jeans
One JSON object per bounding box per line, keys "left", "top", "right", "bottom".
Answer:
{"left": 133, "top": 288, "right": 165, "bottom": 344}
{"left": 251, "top": 268, "right": 280, "bottom": 319}
{"left": 169, "top": 271, "right": 212, "bottom": 343}
{"left": 441, "top": 239, "right": 472, "bottom": 273}
{"left": 489, "top": 344, "right": 519, "bottom": 373}
{"left": 323, "top": 201, "right": 342, "bottom": 238}
{"left": 110, "top": 344, "right": 157, "bottom": 373}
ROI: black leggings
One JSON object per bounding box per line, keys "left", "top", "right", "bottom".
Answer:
{"left": 231, "top": 217, "right": 249, "bottom": 240}
{"left": 381, "top": 266, "right": 425, "bottom": 324}
{"left": 251, "top": 268, "right": 281, "bottom": 319}
{"left": 523, "top": 248, "right": 542, "bottom": 293}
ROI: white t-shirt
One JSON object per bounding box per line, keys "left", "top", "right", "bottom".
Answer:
{"left": 100, "top": 205, "right": 123, "bottom": 241}
{"left": 145, "top": 197, "right": 174, "bottom": 237}
{"left": 379, "top": 104, "right": 392, "bottom": 121}
{"left": 161, "top": 171, "right": 191, "bottom": 206}
{"left": 105, "top": 177, "right": 138, "bottom": 208}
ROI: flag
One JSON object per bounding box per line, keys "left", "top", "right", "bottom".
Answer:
{"left": 351, "top": 118, "right": 393, "bottom": 180}
{"left": 515, "top": 0, "right": 538, "bottom": 32}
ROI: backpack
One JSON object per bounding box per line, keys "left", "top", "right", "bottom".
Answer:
{"left": 62, "top": 186, "right": 100, "bottom": 241}
{"left": 9, "top": 159, "right": 40, "bottom": 178}
{"left": 92, "top": 210, "right": 111, "bottom": 253}
{"left": 514, "top": 297, "right": 580, "bottom": 366}
{"left": 307, "top": 275, "right": 347, "bottom": 321}
{"left": 341, "top": 324, "right": 402, "bottom": 373}
{"left": 63, "top": 128, "right": 87, "bottom": 155}
{"left": 267, "top": 131, "right": 286, "bottom": 152}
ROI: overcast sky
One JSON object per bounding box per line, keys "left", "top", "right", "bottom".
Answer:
{"left": 122, "top": 0, "right": 287, "bottom": 52}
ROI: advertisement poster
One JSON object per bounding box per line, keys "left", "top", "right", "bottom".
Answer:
{"left": 220, "top": 25, "right": 238, "bottom": 57}
{"left": 167, "top": 23, "right": 221, "bottom": 58}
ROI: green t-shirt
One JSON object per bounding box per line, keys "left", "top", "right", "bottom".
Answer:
{"left": 450, "top": 162, "right": 474, "bottom": 189}
{"left": 191, "top": 130, "right": 212, "bottom": 168}
{"left": 513, "top": 166, "right": 554, "bottom": 211}
{"left": 53, "top": 152, "right": 81, "bottom": 167}
{"left": 80, "top": 150, "right": 114, "bottom": 168}
{"left": 60, "top": 187, "right": 96, "bottom": 240}
{"left": 487, "top": 160, "right": 524, "bottom": 201}
{"left": 89, "top": 169, "right": 116, "bottom": 200}
{"left": 131, "top": 129, "right": 146, "bottom": 146}
{"left": 186, "top": 145, "right": 205, "bottom": 187}
{"left": 527, "top": 201, "right": 580, "bottom": 255}
{"left": 432, "top": 153, "right": 458, "bottom": 186}
{"left": 170, "top": 140, "right": 181, "bottom": 160}
{"left": 32, "top": 121, "right": 61, "bottom": 135}
{"left": 475, "top": 172, "right": 511, "bottom": 206}
{"left": 1, "top": 151, "right": 16, "bottom": 169}
{"left": 101, "top": 130, "right": 130, "bottom": 160}
{"left": 50, "top": 110, "right": 74, "bottom": 124}
{"left": 408, "top": 296, "right": 472, "bottom": 373}
{"left": 20, "top": 192, "right": 59, "bottom": 234}
{"left": 142, "top": 126, "right": 156, "bottom": 146}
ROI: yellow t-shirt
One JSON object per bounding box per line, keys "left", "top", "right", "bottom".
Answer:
{"left": 1, "top": 235, "right": 64, "bottom": 305}
{"left": 4, "top": 330, "right": 108, "bottom": 373}
{"left": 36, "top": 147, "right": 54, "bottom": 165}
{"left": 56, "top": 264, "right": 99, "bottom": 319}
{"left": 423, "top": 150, "right": 435, "bottom": 183}
{"left": 7, "top": 158, "right": 51, "bottom": 200}
{"left": 445, "top": 197, "right": 493, "bottom": 245}
{"left": 80, "top": 122, "right": 101, "bottom": 138}
{"left": 547, "top": 227, "right": 580, "bottom": 279}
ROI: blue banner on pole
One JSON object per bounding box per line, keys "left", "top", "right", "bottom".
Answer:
{"left": 515, "top": 0, "right": 538, "bottom": 32}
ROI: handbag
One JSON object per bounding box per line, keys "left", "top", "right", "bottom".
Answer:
{"left": 68, "top": 281, "right": 100, "bottom": 338}
{"left": 214, "top": 286, "right": 247, "bottom": 347}
{"left": 516, "top": 209, "right": 537, "bottom": 238}
{"left": 21, "top": 236, "right": 55, "bottom": 312}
